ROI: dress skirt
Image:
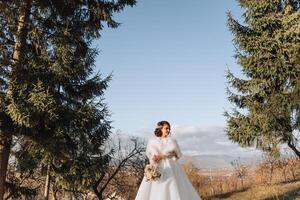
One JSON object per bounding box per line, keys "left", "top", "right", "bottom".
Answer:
{"left": 135, "top": 157, "right": 202, "bottom": 200}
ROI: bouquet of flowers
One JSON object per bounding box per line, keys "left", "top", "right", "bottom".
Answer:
{"left": 144, "top": 151, "right": 178, "bottom": 182}
{"left": 144, "top": 163, "right": 161, "bottom": 182}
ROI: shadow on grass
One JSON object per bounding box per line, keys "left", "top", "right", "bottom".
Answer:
{"left": 208, "top": 187, "right": 250, "bottom": 199}
{"left": 263, "top": 186, "right": 300, "bottom": 200}
{"left": 206, "top": 183, "right": 300, "bottom": 200}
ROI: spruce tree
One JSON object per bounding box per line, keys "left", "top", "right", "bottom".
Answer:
{"left": 226, "top": 0, "right": 300, "bottom": 157}
{"left": 0, "top": 0, "right": 136, "bottom": 198}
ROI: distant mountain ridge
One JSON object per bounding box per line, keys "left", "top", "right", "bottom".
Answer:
{"left": 179, "top": 154, "right": 260, "bottom": 169}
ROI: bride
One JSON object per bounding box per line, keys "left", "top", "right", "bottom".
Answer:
{"left": 135, "top": 121, "right": 202, "bottom": 200}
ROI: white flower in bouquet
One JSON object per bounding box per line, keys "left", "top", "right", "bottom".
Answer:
{"left": 144, "top": 164, "right": 161, "bottom": 182}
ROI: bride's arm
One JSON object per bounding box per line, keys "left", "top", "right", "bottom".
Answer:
{"left": 146, "top": 138, "right": 160, "bottom": 163}
{"left": 173, "top": 138, "right": 182, "bottom": 159}
{"left": 164, "top": 138, "right": 182, "bottom": 159}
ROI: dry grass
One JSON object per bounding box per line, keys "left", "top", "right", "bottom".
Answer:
{"left": 183, "top": 156, "right": 300, "bottom": 200}
{"left": 214, "top": 181, "right": 300, "bottom": 200}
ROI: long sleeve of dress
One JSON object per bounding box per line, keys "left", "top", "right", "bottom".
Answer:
{"left": 145, "top": 138, "right": 159, "bottom": 164}
{"left": 161, "top": 137, "right": 182, "bottom": 160}
{"left": 173, "top": 139, "right": 182, "bottom": 159}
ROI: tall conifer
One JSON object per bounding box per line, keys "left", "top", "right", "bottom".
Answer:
{"left": 226, "top": 0, "right": 300, "bottom": 157}
{"left": 0, "top": 0, "right": 136, "bottom": 198}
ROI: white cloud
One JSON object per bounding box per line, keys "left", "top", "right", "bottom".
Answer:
{"left": 132, "top": 124, "right": 262, "bottom": 159}
{"left": 173, "top": 124, "right": 262, "bottom": 158}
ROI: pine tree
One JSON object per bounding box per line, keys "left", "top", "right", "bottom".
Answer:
{"left": 0, "top": 0, "right": 136, "bottom": 198}
{"left": 226, "top": 0, "right": 300, "bottom": 157}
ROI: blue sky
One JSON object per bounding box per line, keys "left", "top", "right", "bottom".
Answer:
{"left": 95, "top": 0, "right": 244, "bottom": 136}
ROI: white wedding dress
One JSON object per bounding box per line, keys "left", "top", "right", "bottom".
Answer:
{"left": 135, "top": 136, "right": 202, "bottom": 200}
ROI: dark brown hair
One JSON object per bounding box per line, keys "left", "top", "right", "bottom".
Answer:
{"left": 154, "top": 121, "right": 171, "bottom": 137}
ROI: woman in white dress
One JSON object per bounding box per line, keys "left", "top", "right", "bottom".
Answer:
{"left": 135, "top": 121, "right": 202, "bottom": 200}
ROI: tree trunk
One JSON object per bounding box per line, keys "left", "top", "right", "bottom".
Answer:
{"left": 287, "top": 140, "right": 300, "bottom": 158}
{"left": 12, "top": 0, "right": 32, "bottom": 66}
{"left": 52, "top": 187, "right": 59, "bottom": 200}
{"left": 0, "top": 135, "right": 12, "bottom": 200}
{"left": 43, "top": 164, "right": 51, "bottom": 200}
{"left": 0, "top": 1, "right": 32, "bottom": 199}
{"left": 93, "top": 187, "right": 103, "bottom": 200}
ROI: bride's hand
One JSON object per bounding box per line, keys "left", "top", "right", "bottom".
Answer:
{"left": 169, "top": 151, "right": 177, "bottom": 158}
{"left": 153, "top": 155, "right": 162, "bottom": 162}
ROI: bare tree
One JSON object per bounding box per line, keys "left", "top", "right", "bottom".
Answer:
{"left": 230, "top": 157, "right": 248, "bottom": 189}
{"left": 277, "top": 157, "right": 289, "bottom": 183}
{"left": 92, "top": 132, "right": 146, "bottom": 200}
{"left": 287, "top": 156, "right": 300, "bottom": 181}
{"left": 261, "top": 153, "right": 278, "bottom": 184}
{"left": 4, "top": 137, "right": 44, "bottom": 199}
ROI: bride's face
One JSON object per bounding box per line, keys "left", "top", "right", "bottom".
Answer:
{"left": 161, "top": 124, "right": 170, "bottom": 137}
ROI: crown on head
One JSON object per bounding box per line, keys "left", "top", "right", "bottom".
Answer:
{"left": 156, "top": 125, "right": 163, "bottom": 129}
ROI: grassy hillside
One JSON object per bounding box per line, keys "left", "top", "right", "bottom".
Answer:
{"left": 183, "top": 157, "right": 300, "bottom": 200}
{"left": 210, "top": 181, "right": 300, "bottom": 200}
